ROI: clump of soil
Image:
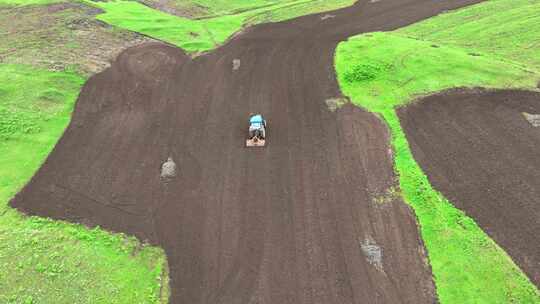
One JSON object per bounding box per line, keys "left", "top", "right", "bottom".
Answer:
{"left": 372, "top": 186, "right": 401, "bottom": 205}
{"left": 321, "top": 14, "right": 335, "bottom": 20}
{"left": 161, "top": 157, "right": 177, "bottom": 179}
{"left": 361, "top": 238, "right": 383, "bottom": 271}
{"left": 523, "top": 112, "right": 540, "bottom": 127}
{"left": 232, "top": 59, "right": 241, "bottom": 70}
{"left": 325, "top": 97, "right": 349, "bottom": 111}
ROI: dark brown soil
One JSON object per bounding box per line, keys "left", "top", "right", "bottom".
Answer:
{"left": 11, "top": 0, "right": 485, "bottom": 302}
{"left": 398, "top": 89, "right": 540, "bottom": 287}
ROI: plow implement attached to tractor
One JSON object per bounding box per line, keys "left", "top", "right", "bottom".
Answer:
{"left": 246, "top": 136, "right": 266, "bottom": 147}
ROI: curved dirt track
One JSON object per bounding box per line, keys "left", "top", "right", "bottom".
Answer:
{"left": 398, "top": 89, "right": 540, "bottom": 287}
{"left": 11, "top": 0, "right": 484, "bottom": 303}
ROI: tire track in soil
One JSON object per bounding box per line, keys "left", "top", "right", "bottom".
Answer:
{"left": 398, "top": 89, "right": 540, "bottom": 287}
{"left": 11, "top": 0, "right": 484, "bottom": 303}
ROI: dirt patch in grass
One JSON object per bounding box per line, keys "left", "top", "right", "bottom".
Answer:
{"left": 0, "top": 2, "right": 155, "bottom": 76}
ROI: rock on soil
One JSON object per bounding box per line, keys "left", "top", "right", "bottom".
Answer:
{"left": 325, "top": 97, "right": 349, "bottom": 112}
{"left": 523, "top": 112, "right": 540, "bottom": 127}
{"left": 161, "top": 157, "right": 177, "bottom": 179}
{"left": 232, "top": 59, "right": 241, "bottom": 70}
{"left": 361, "top": 238, "right": 384, "bottom": 271}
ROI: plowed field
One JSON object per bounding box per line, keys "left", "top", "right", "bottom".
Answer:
{"left": 11, "top": 0, "right": 485, "bottom": 302}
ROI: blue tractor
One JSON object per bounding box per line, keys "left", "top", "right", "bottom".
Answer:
{"left": 246, "top": 114, "right": 267, "bottom": 147}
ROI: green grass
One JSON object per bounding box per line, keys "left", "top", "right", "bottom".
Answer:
{"left": 0, "top": 0, "right": 63, "bottom": 5}
{"left": 0, "top": 1, "right": 154, "bottom": 76}
{"left": 85, "top": 0, "right": 355, "bottom": 53}
{"left": 399, "top": 0, "right": 540, "bottom": 71}
{"left": 86, "top": 0, "right": 242, "bottom": 53}
{"left": 335, "top": 0, "right": 540, "bottom": 303}
{"left": 246, "top": 0, "right": 353, "bottom": 24}
{"left": 184, "top": 0, "right": 295, "bottom": 17}
{"left": 336, "top": 32, "right": 539, "bottom": 113}
{"left": 0, "top": 64, "right": 167, "bottom": 303}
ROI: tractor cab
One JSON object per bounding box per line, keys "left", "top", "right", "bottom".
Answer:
{"left": 246, "top": 114, "right": 266, "bottom": 147}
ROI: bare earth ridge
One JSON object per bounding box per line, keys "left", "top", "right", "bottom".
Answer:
{"left": 11, "top": 0, "right": 486, "bottom": 303}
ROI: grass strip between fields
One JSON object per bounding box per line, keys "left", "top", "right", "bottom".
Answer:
{"left": 335, "top": 0, "right": 540, "bottom": 303}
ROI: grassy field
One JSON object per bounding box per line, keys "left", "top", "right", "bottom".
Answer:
{"left": 139, "top": 0, "right": 354, "bottom": 19}
{"left": 245, "top": 0, "right": 353, "bottom": 24}
{"left": 337, "top": 32, "right": 539, "bottom": 113}
{"left": 399, "top": 0, "right": 540, "bottom": 71}
{"left": 141, "top": 0, "right": 304, "bottom": 18}
{"left": 85, "top": 0, "right": 243, "bottom": 53}
{"left": 335, "top": 0, "right": 540, "bottom": 303}
{"left": 189, "top": 0, "right": 291, "bottom": 16}
{"left": 0, "top": 64, "right": 169, "bottom": 303}
{"left": 85, "top": 0, "right": 354, "bottom": 53}
{"left": 0, "top": 0, "right": 62, "bottom": 5}
{"left": 135, "top": 0, "right": 297, "bottom": 19}
{"left": 0, "top": 2, "right": 152, "bottom": 76}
